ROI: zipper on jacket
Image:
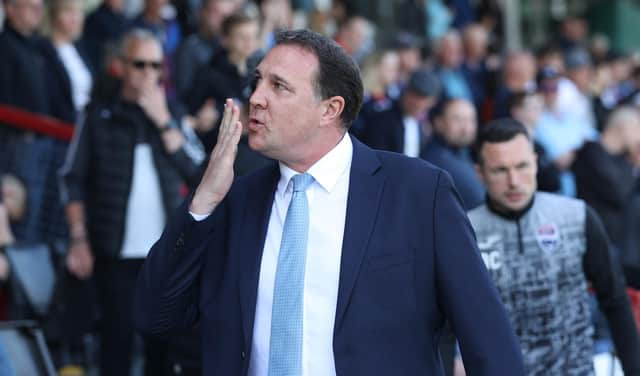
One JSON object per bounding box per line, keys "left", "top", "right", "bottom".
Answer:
{"left": 516, "top": 218, "right": 524, "bottom": 254}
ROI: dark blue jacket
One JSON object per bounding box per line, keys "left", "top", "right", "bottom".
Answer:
{"left": 421, "top": 135, "right": 485, "bottom": 210}
{"left": 40, "top": 40, "right": 94, "bottom": 124}
{"left": 0, "top": 23, "right": 50, "bottom": 115}
{"left": 134, "top": 136, "right": 525, "bottom": 375}
{"left": 357, "top": 99, "right": 425, "bottom": 154}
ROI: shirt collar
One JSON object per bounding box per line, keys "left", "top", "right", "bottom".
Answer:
{"left": 277, "top": 133, "right": 353, "bottom": 196}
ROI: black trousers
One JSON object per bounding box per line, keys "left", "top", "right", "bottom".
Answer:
{"left": 95, "top": 258, "right": 168, "bottom": 376}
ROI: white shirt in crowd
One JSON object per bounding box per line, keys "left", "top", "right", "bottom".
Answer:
{"left": 56, "top": 43, "right": 93, "bottom": 113}
{"left": 403, "top": 115, "right": 421, "bottom": 157}
{"left": 120, "top": 144, "right": 166, "bottom": 259}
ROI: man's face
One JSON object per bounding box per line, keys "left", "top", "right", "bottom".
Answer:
{"left": 511, "top": 94, "right": 543, "bottom": 129}
{"left": 568, "top": 66, "right": 593, "bottom": 92}
{"left": 378, "top": 51, "right": 400, "bottom": 87}
{"left": 6, "top": 0, "right": 43, "bottom": 35}
{"left": 621, "top": 121, "right": 640, "bottom": 164}
{"left": 53, "top": 1, "right": 84, "bottom": 41}
{"left": 145, "top": 0, "right": 167, "bottom": 15}
{"left": 397, "top": 48, "right": 421, "bottom": 75}
{"left": 436, "top": 100, "right": 477, "bottom": 148}
{"left": 106, "top": 0, "right": 124, "bottom": 12}
{"left": 122, "top": 39, "right": 164, "bottom": 96}
{"left": 477, "top": 134, "right": 538, "bottom": 212}
{"left": 201, "top": 0, "right": 235, "bottom": 35}
{"left": 463, "top": 26, "right": 488, "bottom": 61}
{"left": 248, "top": 45, "right": 329, "bottom": 165}
{"left": 224, "top": 21, "right": 259, "bottom": 60}
{"left": 540, "top": 78, "right": 559, "bottom": 107}
{"left": 439, "top": 36, "right": 463, "bottom": 68}
{"left": 401, "top": 91, "right": 435, "bottom": 118}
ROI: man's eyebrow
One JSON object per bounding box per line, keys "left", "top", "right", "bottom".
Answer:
{"left": 269, "top": 73, "right": 291, "bottom": 86}
{"left": 253, "top": 69, "right": 296, "bottom": 92}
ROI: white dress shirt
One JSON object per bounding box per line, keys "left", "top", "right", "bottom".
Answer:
{"left": 191, "top": 134, "right": 352, "bottom": 376}
{"left": 403, "top": 115, "right": 421, "bottom": 157}
{"left": 248, "top": 134, "right": 351, "bottom": 376}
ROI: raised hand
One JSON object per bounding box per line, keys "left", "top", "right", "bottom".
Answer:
{"left": 189, "top": 99, "right": 243, "bottom": 215}
{"left": 138, "top": 82, "right": 171, "bottom": 129}
{"left": 66, "top": 239, "right": 94, "bottom": 280}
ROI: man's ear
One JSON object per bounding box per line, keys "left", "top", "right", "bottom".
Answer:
{"left": 320, "top": 96, "right": 345, "bottom": 127}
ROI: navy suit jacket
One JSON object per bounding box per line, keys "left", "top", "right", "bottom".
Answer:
{"left": 134, "top": 136, "right": 524, "bottom": 375}
{"left": 357, "top": 100, "right": 420, "bottom": 154}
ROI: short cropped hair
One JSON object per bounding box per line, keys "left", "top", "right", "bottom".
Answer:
{"left": 475, "top": 118, "right": 531, "bottom": 164}
{"left": 119, "top": 28, "right": 163, "bottom": 58}
{"left": 275, "top": 29, "right": 364, "bottom": 129}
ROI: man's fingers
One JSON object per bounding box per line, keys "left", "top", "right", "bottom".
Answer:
{"left": 216, "top": 101, "right": 240, "bottom": 151}
{"left": 216, "top": 113, "right": 242, "bottom": 158}
{"left": 218, "top": 99, "right": 233, "bottom": 136}
{"left": 231, "top": 120, "right": 243, "bottom": 147}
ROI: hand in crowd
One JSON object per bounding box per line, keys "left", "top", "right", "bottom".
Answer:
{"left": 554, "top": 150, "right": 576, "bottom": 170}
{"left": 194, "top": 99, "right": 220, "bottom": 133}
{"left": 0, "top": 204, "right": 14, "bottom": 248}
{"left": 138, "top": 81, "right": 171, "bottom": 129}
{"left": 66, "top": 239, "right": 94, "bottom": 280}
{"left": 0, "top": 204, "right": 13, "bottom": 282}
{"left": 190, "top": 99, "right": 243, "bottom": 215}
{"left": 261, "top": 0, "right": 291, "bottom": 29}
{"left": 628, "top": 143, "right": 640, "bottom": 167}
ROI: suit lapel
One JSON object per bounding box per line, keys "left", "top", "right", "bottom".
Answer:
{"left": 334, "top": 136, "right": 385, "bottom": 329}
{"left": 238, "top": 165, "right": 280, "bottom": 346}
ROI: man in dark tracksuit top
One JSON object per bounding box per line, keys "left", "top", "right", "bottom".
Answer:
{"left": 468, "top": 119, "right": 640, "bottom": 376}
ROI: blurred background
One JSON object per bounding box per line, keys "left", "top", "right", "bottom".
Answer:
{"left": 1, "top": 0, "right": 640, "bottom": 375}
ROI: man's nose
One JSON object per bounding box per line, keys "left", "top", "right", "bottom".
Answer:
{"left": 249, "top": 82, "right": 266, "bottom": 109}
{"left": 507, "top": 170, "right": 520, "bottom": 187}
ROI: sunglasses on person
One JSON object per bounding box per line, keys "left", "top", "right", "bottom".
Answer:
{"left": 128, "top": 59, "right": 163, "bottom": 70}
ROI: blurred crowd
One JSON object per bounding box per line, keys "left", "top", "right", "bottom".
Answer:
{"left": 1, "top": 0, "right": 640, "bottom": 374}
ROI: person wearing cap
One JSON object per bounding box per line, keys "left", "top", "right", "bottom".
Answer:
{"left": 421, "top": 98, "right": 485, "bottom": 210}
{"left": 534, "top": 66, "right": 598, "bottom": 197}
{"left": 358, "top": 68, "right": 441, "bottom": 157}
{"left": 557, "top": 47, "right": 597, "bottom": 130}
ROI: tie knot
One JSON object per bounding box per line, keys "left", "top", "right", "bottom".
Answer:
{"left": 291, "top": 173, "right": 314, "bottom": 192}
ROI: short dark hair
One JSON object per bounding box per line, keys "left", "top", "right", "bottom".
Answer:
{"left": 507, "top": 91, "right": 535, "bottom": 113}
{"left": 221, "top": 11, "right": 258, "bottom": 37}
{"left": 475, "top": 118, "right": 530, "bottom": 164}
{"left": 275, "top": 29, "right": 364, "bottom": 129}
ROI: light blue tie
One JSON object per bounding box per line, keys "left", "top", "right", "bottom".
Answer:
{"left": 268, "top": 173, "right": 314, "bottom": 376}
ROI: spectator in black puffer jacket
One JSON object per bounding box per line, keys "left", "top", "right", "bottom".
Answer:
{"left": 59, "top": 29, "right": 204, "bottom": 376}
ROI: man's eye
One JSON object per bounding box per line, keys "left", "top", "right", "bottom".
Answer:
{"left": 274, "top": 82, "right": 286, "bottom": 91}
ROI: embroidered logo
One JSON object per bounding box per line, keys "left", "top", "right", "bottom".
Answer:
{"left": 478, "top": 234, "right": 502, "bottom": 270}
{"left": 536, "top": 223, "right": 560, "bottom": 252}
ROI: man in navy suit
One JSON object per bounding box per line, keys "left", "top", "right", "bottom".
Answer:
{"left": 358, "top": 68, "right": 441, "bottom": 156}
{"left": 134, "top": 29, "right": 525, "bottom": 375}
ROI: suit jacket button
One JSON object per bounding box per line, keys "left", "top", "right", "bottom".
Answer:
{"left": 241, "top": 351, "right": 246, "bottom": 359}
